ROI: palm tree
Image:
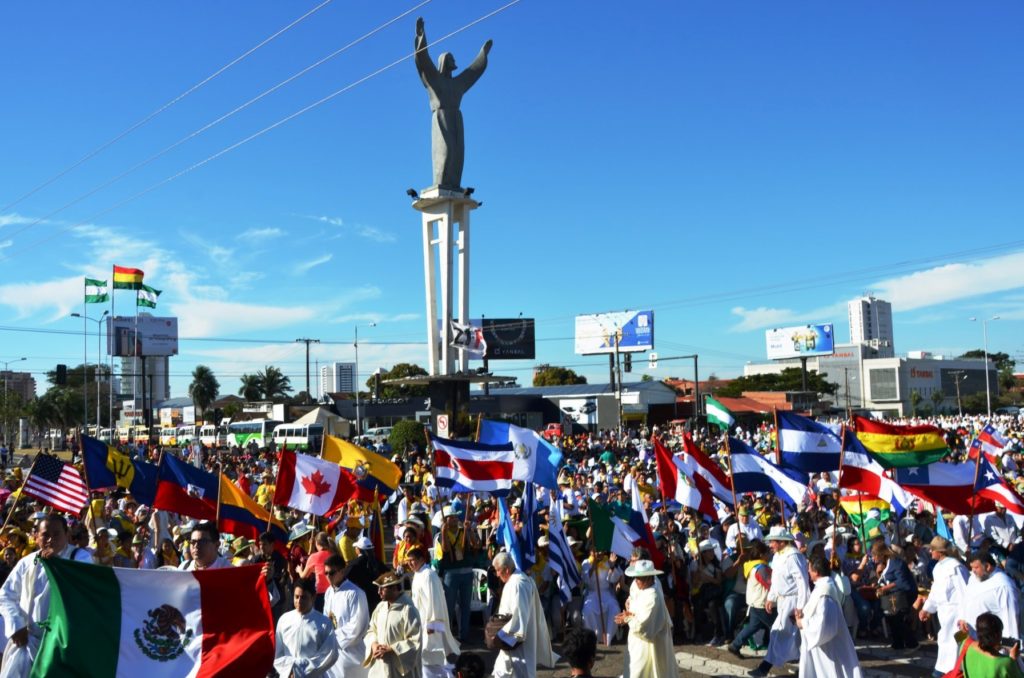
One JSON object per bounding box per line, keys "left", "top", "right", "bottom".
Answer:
{"left": 238, "top": 374, "right": 262, "bottom": 401}
{"left": 931, "top": 390, "right": 945, "bottom": 415}
{"left": 257, "top": 365, "right": 292, "bottom": 401}
{"left": 188, "top": 365, "right": 220, "bottom": 421}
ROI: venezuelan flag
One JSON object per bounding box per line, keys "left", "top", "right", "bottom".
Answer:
{"left": 81, "top": 434, "right": 157, "bottom": 505}
{"left": 853, "top": 415, "right": 949, "bottom": 469}
{"left": 321, "top": 435, "right": 401, "bottom": 495}
{"left": 112, "top": 265, "right": 144, "bottom": 290}
{"left": 218, "top": 474, "right": 288, "bottom": 545}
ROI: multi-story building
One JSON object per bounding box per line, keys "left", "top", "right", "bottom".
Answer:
{"left": 0, "top": 371, "right": 36, "bottom": 401}
{"left": 848, "top": 296, "right": 895, "bottom": 356}
{"left": 320, "top": 362, "right": 356, "bottom": 396}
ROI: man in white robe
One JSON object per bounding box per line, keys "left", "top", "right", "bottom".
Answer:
{"left": 364, "top": 570, "right": 422, "bottom": 677}
{"left": 959, "top": 550, "right": 1020, "bottom": 642}
{"left": 491, "top": 551, "right": 557, "bottom": 678}
{"left": 616, "top": 560, "right": 678, "bottom": 678}
{"left": 407, "top": 546, "right": 459, "bottom": 678}
{"left": 919, "top": 537, "right": 969, "bottom": 674}
{"left": 751, "top": 526, "right": 809, "bottom": 678}
{"left": 794, "top": 555, "right": 862, "bottom": 678}
{"left": 323, "top": 554, "right": 369, "bottom": 678}
{"left": 0, "top": 514, "right": 92, "bottom": 678}
{"left": 274, "top": 579, "right": 339, "bottom": 678}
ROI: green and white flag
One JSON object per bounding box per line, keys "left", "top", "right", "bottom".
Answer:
{"left": 84, "top": 278, "right": 109, "bottom": 304}
{"left": 137, "top": 284, "right": 161, "bottom": 308}
{"left": 705, "top": 395, "right": 735, "bottom": 431}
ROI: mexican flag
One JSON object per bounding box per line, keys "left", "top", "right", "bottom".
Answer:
{"left": 705, "top": 395, "right": 735, "bottom": 431}
{"left": 32, "top": 558, "right": 274, "bottom": 678}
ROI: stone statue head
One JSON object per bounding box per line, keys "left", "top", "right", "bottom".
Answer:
{"left": 437, "top": 52, "right": 457, "bottom": 76}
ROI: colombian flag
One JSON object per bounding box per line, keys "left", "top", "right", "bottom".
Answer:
{"left": 112, "top": 265, "right": 144, "bottom": 290}
{"left": 852, "top": 415, "right": 949, "bottom": 469}
{"left": 219, "top": 474, "right": 289, "bottom": 546}
{"left": 321, "top": 435, "right": 401, "bottom": 496}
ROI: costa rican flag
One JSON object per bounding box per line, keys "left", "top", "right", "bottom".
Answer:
{"left": 430, "top": 435, "right": 515, "bottom": 496}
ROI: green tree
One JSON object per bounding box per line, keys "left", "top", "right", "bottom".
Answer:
{"left": 373, "top": 363, "right": 430, "bottom": 399}
{"left": 533, "top": 365, "right": 587, "bottom": 387}
{"left": 257, "top": 365, "right": 293, "bottom": 401}
{"left": 961, "top": 350, "right": 1016, "bottom": 396}
{"left": 716, "top": 368, "right": 837, "bottom": 398}
{"left": 931, "top": 390, "right": 945, "bottom": 414}
{"left": 238, "top": 374, "right": 262, "bottom": 401}
{"left": 389, "top": 419, "right": 427, "bottom": 456}
{"left": 0, "top": 392, "right": 27, "bottom": 446}
{"left": 910, "top": 390, "right": 922, "bottom": 416}
{"left": 640, "top": 374, "right": 654, "bottom": 382}
{"left": 961, "top": 392, "right": 989, "bottom": 415}
{"left": 188, "top": 365, "right": 220, "bottom": 419}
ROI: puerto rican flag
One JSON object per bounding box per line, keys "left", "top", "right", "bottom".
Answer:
{"left": 974, "top": 456, "right": 1024, "bottom": 514}
{"left": 968, "top": 424, "right": 1009, "bottom": 465}
{"left": 431, "top": 435, "right": 515, "bottom": 496}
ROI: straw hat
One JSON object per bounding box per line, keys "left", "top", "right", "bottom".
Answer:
{"left": 373, "top": 570, "right": 404, "bottom": 588}
{"left": 766, "top": 526, "right": 795, "bottom": 542}
{"left": 624, "top": 559, "right": 663, "bottom": 578}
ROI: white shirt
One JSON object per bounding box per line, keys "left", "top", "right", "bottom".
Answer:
{"left": 274, "top": 608, "right": 339, "bottom": 678}
{"left": 324, "top": 580, "right": 369, "bottom": 677}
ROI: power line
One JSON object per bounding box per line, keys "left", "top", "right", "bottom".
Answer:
{"left": 0, "top": 0, "right": 337, "bottom": 214}
{"left": 0, "top": 0, "right": 522, "bottom": 263}
{"left": 2, "top": 0, "right": 434, "bottom": 244}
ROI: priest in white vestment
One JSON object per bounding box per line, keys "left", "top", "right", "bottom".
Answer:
{"left": 751, "top": 526, "right": 809, "bottom": 678}
{"left": 794, "top": 555, "right": 862, "bottom": 678}
{"left": 323, "top": 555, "right": 369, "bottom": 678}
{"left": 616, "top": 560, "right": 678, "bottom": 678}
{"left": 959, "top": 551, "right": 1021, "bottom": 642}
{"left": 491, "top": 551, "right": 557, "bottom": 678}
{"left": 364, "top": 570, "right": 422, "bottom": 677}
{"left": 581, "top": 551, "right": 622, "bottom": 645}
{"left": 407, "top": 546, "right": 459, "bottom": 678}
{"left": 274, "top": 579, "right": 340, "bottom": 678}
{"left": 919, "top": 537, "right": 969, "bottom": 674}
{"left": 0, "top": 515, "right": 93, "bottom": 678}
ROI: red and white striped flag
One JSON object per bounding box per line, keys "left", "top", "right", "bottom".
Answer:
{"left": 430, "top": 435, "right": 515, "bottom": 496}
{"left": 24, "top": 455, "right": 89, "bottom": 514}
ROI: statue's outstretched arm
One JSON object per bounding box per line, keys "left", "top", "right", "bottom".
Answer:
{"left": 455, "top": 39, "right": 492, "bottom": 91}
{"left": 414, "top": 17, "right": 440, "bottom": 88}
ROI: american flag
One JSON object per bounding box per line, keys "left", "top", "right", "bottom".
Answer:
{"left": 24, "top": 455, "right": 89, "bottom": 513}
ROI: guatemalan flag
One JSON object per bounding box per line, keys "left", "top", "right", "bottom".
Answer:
{"left": 776, "top": 411, "right": 842, "bottom": 473}
{"left": 431, "top": 435, "right": 515, "bottom": 496}
{"left": 477, "top": 420, "right": 563, "bottom": 489}
{"left": 729, "top": 437, "right": 810, "bottom": 509}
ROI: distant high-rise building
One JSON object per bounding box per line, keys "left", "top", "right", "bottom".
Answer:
{"left": 0, "top": 371, "right": 36, "bottom": 402}
{"left": 320, "top": 362, "right": 356, "bottom": 395}
{"left": 118, "top": 356, "right": 171, "bottom": 403}
{"left": 848, "top": 296, "right": 894, "bottom": 355}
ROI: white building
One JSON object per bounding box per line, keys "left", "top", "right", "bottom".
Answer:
{"left": 118, "top": 355, "right": 170, "bottom": 404}
{"left": 320, "top": 362, "right": 356, "bottom": 396}
{"left": 848, "top": 296, "right": 894, "bottom": 356}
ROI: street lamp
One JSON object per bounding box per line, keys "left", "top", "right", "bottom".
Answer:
{"left": 969, "top": 315, "right": 1000, "bottom": 418}
{"left": 354, "top": 322, "right": 377, "bottom": 437}
{"left": 72, "top": 311, "right": 109, "bottom": 435}
{"left": 1, "top": 357, "right": 27, "bottom": 447}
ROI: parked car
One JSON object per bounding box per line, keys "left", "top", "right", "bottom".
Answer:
{"left": 541, "top": 423, "right": 562, "bottom": 441}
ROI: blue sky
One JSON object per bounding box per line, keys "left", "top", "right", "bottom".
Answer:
{"left": 1, "top": 1, "right": 1023, "bottom": 399}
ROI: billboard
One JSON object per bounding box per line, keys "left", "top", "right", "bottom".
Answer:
{"left": 482, "top": 318, "right": 535, "bottom": 359}
{"left": 765, "top": 323, "right": 835, "bottom": 360}
{"left": 574, "top": 310, "right": 654, "bottom": 355}
{"left": 108, "top": 316, "right": 179, "bottom": 357}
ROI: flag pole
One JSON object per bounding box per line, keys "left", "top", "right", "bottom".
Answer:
{"left": 215, "top": 460, "right": 224, "bottom": 524}
{"left": 831, "top": 425, "right": 847, "bottom": 565}
{"left": 966, "top": 439, "right": 984, "bottom": 552}
{"left": 585, "top": 501, "right": 608, "bottom": 644}
{"left": 474, "top": 413, "right": 482, "bottom": 442}
{"left": 724, "top": 435, "right": 743, "bottom": 556}
{"left": 1, "top": 453, "right": 41, "bottom": 532}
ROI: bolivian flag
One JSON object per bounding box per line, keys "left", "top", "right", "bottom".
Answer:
{"left": 853, "top": 415, "right": 949, "bottom": 469}
{"left": 112, "top": 265, "right": 144, "bottom": 290}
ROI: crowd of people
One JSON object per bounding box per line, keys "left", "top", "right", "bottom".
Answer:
{"left": 0, "top": 412, "right": 1021, "bottom": 677}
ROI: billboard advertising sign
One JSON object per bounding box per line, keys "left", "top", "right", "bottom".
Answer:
{"left": 482, "top": 318, "right": 535, "bottom": 359}
{"left": 108, "top": 316, "right": 179, "bottom": 357}
{"left": 765, "top": 323, "right": 835, "bottom": 360}
{"left": 574, "top": 310, "right": 654, "bottom": 355}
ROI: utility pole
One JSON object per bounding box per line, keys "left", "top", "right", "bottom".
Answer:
{"left": 951, "top": 370, "right": 966, "bottom": 417}
{"left": 295, "top": 338, "right": 320, "bottom": 404}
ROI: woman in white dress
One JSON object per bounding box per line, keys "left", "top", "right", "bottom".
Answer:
{"left": 582, "top": 550, "right": 623, "bottom": 645}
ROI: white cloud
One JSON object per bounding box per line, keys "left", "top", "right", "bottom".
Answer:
{"left": 0, "top": 213, "right": 35, "bottom": 228}
{"left": 729, "top": 301, "right": 846, "bottom": 333}
{"left": 0, "top": 240, "right": 12, "bottom": 250}
{"left": 0, "top": 275, "right": 83, "bottom": 320}
{"left": 168, "top": 299, "right": 320, "bottom": 338}
{"left": 238, "top": 227, "right": 283, "bottom": 240}
{"left": 870, "top": 252, "right": 1024, "bottom": 311}
{"left": 310, "top": 215, "right": 396, "bottom": 243}
{"left": 294, "top": 254, "right": 332, "bottom": 275}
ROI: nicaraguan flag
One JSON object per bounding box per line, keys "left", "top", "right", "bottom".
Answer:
{"left": 477, "top": 420, "right": 563, "bottom": 489}
{"left": 776, "top": 411, "right": 842, "bottom": 473}
{"left": 729, "top": 437, "right": 809, "bottom": 509}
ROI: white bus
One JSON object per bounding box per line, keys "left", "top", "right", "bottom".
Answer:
{"left": 158, "top": 427, "right": 178, "bottom": 447}
{"left": 227, "top": 420, "right": 281, "bottom": 449}
{"left": 199, "top": 425, "right": 219, "bottom": 448}
{"left": 272, "top": 423, "right": 324, "bottom": 452}
{"left": 176, "top": 425, "right": 197, "bottom": 446}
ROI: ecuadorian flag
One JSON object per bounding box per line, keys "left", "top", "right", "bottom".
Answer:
{"left": 81, "top": 434, "right": 158, "bottom": 505}
{"left": 321, "top": 435, "right": 401, "bottom": 496}
{"left": 853, "top": 415, "right": 949, "bottom": 469}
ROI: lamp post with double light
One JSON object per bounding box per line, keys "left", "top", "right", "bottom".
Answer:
{"left": 354, "top": 322, "right": 377, "bottom": 438}
{"left": 969, "top": 315, "right": 1000, "bottom": 418}
{"left": 1, "top": 357, "right": 27, "bottom": 447}
{"left": 72, "top": 310, "right": 109, "bottom": 434}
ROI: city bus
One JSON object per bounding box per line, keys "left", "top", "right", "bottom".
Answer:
{"left": 98, "top": 428, "right": 114, "bottom": 444}
{"left": 226, "top": 420, "right": 281, "bottom": 450}
{"left": 116, "top": 427, "right": 131, "bottom": 445}
{"left": 199, "top": 424, "right": 219, "bottom": 448}
{"left": 176, "top": 425, "right": 197, "bottom": 447}
{"left": 158, "top": 427, "right": 178, "bottom": 447}
{"left": 130, "top": 425, "right": 150, "bottom": 443}
{"left": 272, "top": 423, "right": 324, "bottom": 452}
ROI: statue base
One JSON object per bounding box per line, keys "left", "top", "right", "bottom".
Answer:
{"left": 413, "top": 186, "right": 480, "bottom": 210}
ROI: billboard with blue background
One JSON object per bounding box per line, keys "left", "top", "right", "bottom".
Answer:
{"left": 575, "top": 310, "right": 654, "bottom": 355}
{"left": 765, "top": 323, "right": 834, "bottom": 360}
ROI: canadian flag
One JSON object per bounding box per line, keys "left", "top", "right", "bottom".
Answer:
{"left": 274, "top": 450, "right": 361, "bottom": 516}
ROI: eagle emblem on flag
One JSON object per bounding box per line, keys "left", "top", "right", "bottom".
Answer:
{"left": 133, "top": 604, "right": 194, "bottom": 662}
{"left": 353, "top": 461, "right": 370, "bottom": 481}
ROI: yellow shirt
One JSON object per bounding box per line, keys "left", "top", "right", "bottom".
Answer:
{"left": 338, "top": 534, "right": 357, "bottom": 564}
{"left": 255, "top": 483, "right": 275, "bottom": 508}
